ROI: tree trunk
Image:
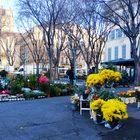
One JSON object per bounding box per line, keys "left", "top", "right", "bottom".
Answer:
{"left": 54, "top": 66, "right": 59, "bottom": 80}
{"left": 134, "top": 59, "right": 140, "bottom": 85}
{"left": 36, "top": 62, "right": 40, "bottom": 77}
{"left": 86, "top": 63, "right": 90, "bottom": 75}
{"left": 95, "top": 63, "right": 99, "bottom": 73}
{"left": 130, "top": 37, "right": 140, "bottom": 85}
{"left": 49, "top": 57, "right": 54, "bottom": 83}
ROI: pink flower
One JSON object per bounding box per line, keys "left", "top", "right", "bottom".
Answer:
{"left": 1, "top": 90, "right": 11, "bottom": 94}
{"left": 39, "top": 75, "right": 49, "bottom": 84}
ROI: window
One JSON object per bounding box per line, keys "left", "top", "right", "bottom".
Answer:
{"left": 122, "top": 45, "right": 126, "bottom": 58}
{"left": 109, "top": 30, "right": 115, "bottom": 40}
{"left": 114, "top": 46, "right": 118, "bottom": 59}
{"left": 108, "top": 48, "right": 111, "bottom": 61}
{"left": 116, "top": 29, "right": 122, "bottom": 38}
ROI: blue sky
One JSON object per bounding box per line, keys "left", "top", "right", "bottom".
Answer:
{"left": 0, "top": 0, "right": 17, "bottom": 9}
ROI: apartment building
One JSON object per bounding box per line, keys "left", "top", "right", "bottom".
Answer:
{"left": 105, "top": 27, "right": 131, "bottom": 62}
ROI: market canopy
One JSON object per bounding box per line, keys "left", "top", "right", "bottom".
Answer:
{"left": 101, "top": 58, "right": 134, "bottom": 67}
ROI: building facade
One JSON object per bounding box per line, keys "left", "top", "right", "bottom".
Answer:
{"left": 105, "top": 26, "right": 131, "bottom": 62}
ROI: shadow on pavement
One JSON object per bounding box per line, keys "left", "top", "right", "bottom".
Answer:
{"left": 101, "top": 117, "right": 140, "bottom": 140}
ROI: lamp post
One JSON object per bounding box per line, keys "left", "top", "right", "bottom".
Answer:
{"left": 73, "top": 47, "right": 76, "bottom": 84}
{"left": 80, "top": 39, "right": 88, "bottom": 75}
{"left": 23, "top": 46, "right": 27, "bottom": 79}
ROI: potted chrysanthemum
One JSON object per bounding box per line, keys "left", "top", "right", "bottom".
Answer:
{"left": 90, "top": 98, "right": 105, "bottom": 124}
{"left": 101, "top": 99, "right": 128, "bottom": 129}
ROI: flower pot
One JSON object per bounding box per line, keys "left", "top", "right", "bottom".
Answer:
{"left": 105, "top": 120, "right": 122, "bottom": 130}
{"left": 82, "top": 94, "right": 89, "bottom": 99}
{"left": 96, "top": 114, "right": 103, "bottom": 124}
{"left": 109, "top": 120, "right": 119, "bottom": 129}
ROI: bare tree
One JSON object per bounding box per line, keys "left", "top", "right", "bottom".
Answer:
{"left": 18, "top": 0, "right": 70, "bottom": 81}
{"left": 0, "top": 33, "right": 18, "bottom": 66}
{"left": 95, "top": 0, "right": 140, "bottom": 84}
{"left": 64, "top": 37, "right": 81, "bottom": 67}
{"left": 63, "top": 1, "right": 111, "bottom": 73}
{"left": 18, "top": 19, "right": 46, "bottom": 76}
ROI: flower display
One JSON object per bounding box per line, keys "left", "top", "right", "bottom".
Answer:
{"left": 0, "top": 90, "right": 11, "bottom": 94}
{"left": 86, "top": 69, "right": 122, "bottom": 87}
{"left": 92, "top": 95, "right": 100, "bottom": 100}
{"left": 90, "top": 99, "right": 105, "bottom": 114}
{"left": 118, "top": 90, "right": 136, "bottom": 98}
{"left": 99, "top": 69, "right": 122, "bottom": 82}
{"left": 71, "top": 95, "right": 80, "bottom": 104}
{"left": 39, "top": 75, "right": 49, "bottom": 84}
{"left": 101, "top": 99, "right": 128, "bottom": 122}
{"left": 86, "top": 74, "right": 105, "bottom": 87}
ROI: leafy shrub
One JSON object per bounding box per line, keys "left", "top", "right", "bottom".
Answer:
{"left": 50, "top": 85, "right": 61, "bottom": 96}
{"left": 39, "top": 83, "right": 50, "bottom": 93}
{"left": 11, "top": 82, "right": 24, "bottom": 95}
{"left": 10, "top": 75, "right": 24, "bottom": 95}
{"left": 23, "top": 92, "right": 35, "bottom": 99}
{"left": 27, "top": 74, "right": 38, "bottom": 89}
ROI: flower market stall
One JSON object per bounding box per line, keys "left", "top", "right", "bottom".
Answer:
{"left": 71, "top": 69, "right": 131, "bottom": 130}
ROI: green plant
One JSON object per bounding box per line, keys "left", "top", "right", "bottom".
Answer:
{"left": 50, "top": 85, "right": 61, "bottom": 96}
{"left": 27, "top": 74, "right": 38, "bottom": 89}
{"left": 99, "top": 88, "right": 118, "bottom": 101}
{"left": 44, "top": 71, "right": 50, "bottom": 79}
{"left": 39, "top": 83, "right": 49, "bottom": 93}
{"left": 23, "top": 91, "right": 35, "bottom": 99}
{"left": 11, "top": 82, "right": 24, "bottom": 95}
{"left": 135, "top": 90, "right": 140, "bottom": 100}
{"left": 10, "top": 75, "right": 24, "bottom": 95}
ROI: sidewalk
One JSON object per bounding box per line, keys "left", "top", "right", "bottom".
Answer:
{"left": 99, "top": 86, "right": 140, "bottom": 140}
{"left": 100, "top": 103, "right": 140, "bottom": 140}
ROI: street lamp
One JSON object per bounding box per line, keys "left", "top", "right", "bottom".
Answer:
{"left": 72, "top": 47, "right": 77, "bottom": 83}
{"left": 79, "top": 39, "right": 88, "bottom": 75}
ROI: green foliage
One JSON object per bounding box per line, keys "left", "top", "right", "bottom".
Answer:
{"left": 99, "top": 88, "right": 118, "bottom": 101}
{"left": 44, "top": 71, "right": 50, "bottom": 79}
{"left": 102, "top": 63, "right": 117, "bottom": 71}
{"left": 50, "top": 85, "right": 62, "bottom": 96}
{"left": 23, "top": 90, "right": 46, "bottom": 99}
{"left": 27, "top": 74, "right": 38, "bottom": 89}
{"left": 66, "top": 84, "right": 75, "bottom": 95}
{"left": 73, "top": 85, "right": 86, "bottom": 95}
{"left": 23, "top": 92, "right": 35, "bottom": 99}
{"left": 135, "top": 90, "right": 140, "bottom": 100}
{"left": 39, "top": 83, "right": 49, "bottom": 93}
{"left": 0, "top": 70, "right": 8, "bottom": 77}
{"left": 10, "top": 75, "right": 24, "bottom": 95}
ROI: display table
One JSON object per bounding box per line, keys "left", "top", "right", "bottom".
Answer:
{"left": 80, "top": 96, "right": 91, "bottom": 115}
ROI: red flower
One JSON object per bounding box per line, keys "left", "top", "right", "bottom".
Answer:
{"left": 39, "top": 76, "right": 49, "bottom": 84}
{"left": 1, "top": 90, "right": 11, "bottom": 94}
{"left": 92, "top": 95, "right": 99, "bottom": 100}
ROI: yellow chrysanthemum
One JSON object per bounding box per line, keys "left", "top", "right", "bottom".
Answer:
{"left": 90, "top": 99, "right": 105, "bottom": 112}
{"left": 101, "top": 99, "right": 128, "bottom": 122}
{"left": 86, "top": 74, "right": 105, "bottom": 87}
{"left": 99, "top": 69, "right": 122, "bottom": 82}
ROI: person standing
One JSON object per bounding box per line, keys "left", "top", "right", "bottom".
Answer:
{"left": 88, "top": 67, "right": 95, "bottom": 75}
{"left": 66, "top": 67, "right": 75, "bottom": 85}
